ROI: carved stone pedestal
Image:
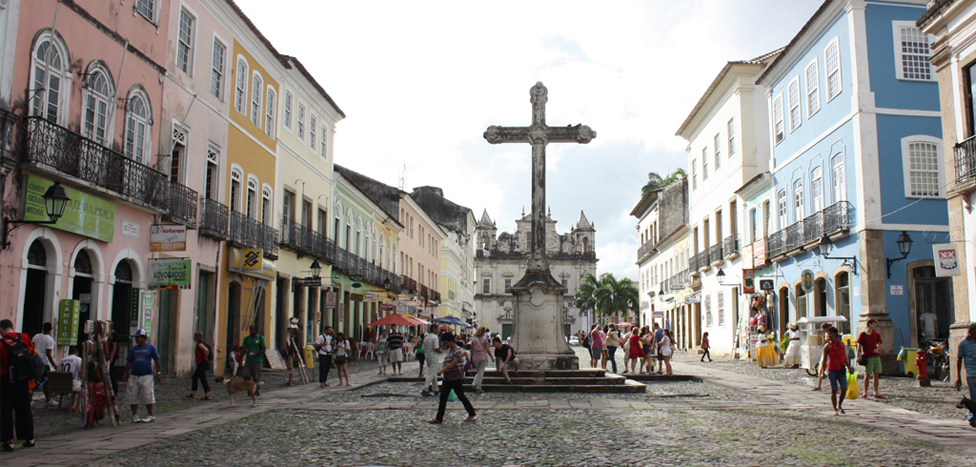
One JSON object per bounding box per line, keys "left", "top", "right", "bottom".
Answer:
{"left": 511, "top": 271, "right": 579, "bottom": 371}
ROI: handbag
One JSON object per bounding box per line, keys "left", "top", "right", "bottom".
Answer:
{"left": 334, "top": 355, "right": 347, "bottom": 365}
{"left": 857, "top": 355, "right": 868, "bottom": 366}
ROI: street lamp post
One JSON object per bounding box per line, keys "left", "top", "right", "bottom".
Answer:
{"left": 818, "top": 234, "right": 858, "bottom": 276}
{"left": 2, "top": 181, "right": 71, "bottom": 249}
{"left": 885, "top": 231, "right": 913, "bottom": 279}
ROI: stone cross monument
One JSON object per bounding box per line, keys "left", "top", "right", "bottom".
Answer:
{"left": 484, "top": 82, "right": 596, "bottom": 370}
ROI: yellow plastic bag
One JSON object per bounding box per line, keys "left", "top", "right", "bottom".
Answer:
{"left": 846, "top": 371, "right": 860, "bottom": 400}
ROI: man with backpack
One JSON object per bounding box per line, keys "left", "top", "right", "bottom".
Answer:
{"left": 185, "top": 332, "right": 212, "bottom": 400}
{"left": 1, "top": 319, "right": 35, "bottom": 451}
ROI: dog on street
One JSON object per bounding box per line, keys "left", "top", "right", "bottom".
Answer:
{"left": 215, "top": 376, "right": 262, "bottom": 407}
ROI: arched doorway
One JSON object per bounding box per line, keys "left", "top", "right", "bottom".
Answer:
{"left": 778, "top": 286, "right": 789, "bottom": 329}
{"left": 111, "top": 260, "right": 135, "bottom": 364}
{"left": 912, "top": 266, "right": 952, "bottom": 342}
{"left": 23, "top": 240, "right": 48, "bottom": 337}
{"left": 814, "top": 278, "right": 827, "bottom": 317}
{"left": 73, "top": 250, "right": 94, "bottom": 345}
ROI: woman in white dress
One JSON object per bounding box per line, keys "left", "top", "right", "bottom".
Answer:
{"left": 784, "top": 323, "right": 801, "bottom": 368}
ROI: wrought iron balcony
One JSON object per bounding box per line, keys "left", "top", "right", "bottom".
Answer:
{"left": 23, "top": 116, "right": 170, "bottom": 213}
{"left": 419, "top": 283, "right": 429, "bottom": 300}
{"left": 823, "top": 201, "right": 854, "bottom": 234}
{"left": 689, "top": 253, "right": 698, "bottom": 271}
{"left": 723, "top": 234, "right": 739, "bottom": 258}
{"left": 228, "top": 210, "right": 278, "bottom": 258}
{"left": 785, "top": 222, "right": 804, "bottom": 251}
{"left": 697, "top": 251, "right": 709, "bottom": 270}
{"left": 955, "top": 134, "right": 976, "bottom": 184}
{"left": 199, "top": 198, "right": 229, "bottom": 241}
{"left": 637, "top": 239, "right": 656, "bottom": 260}
{"left": 165, "top": 182, "right": 198, "bottom": 228}
{"left": 803, "top": 211, "right": 824, "bottom": 244}
{"left": 768, "top": 230, "right": 786, "bottom": 258}
{"left": 401, "top": 275, "right": 417, "bottom": 293}
{"left": 280, "top": 219, "right": 317, "bottom": 256}
{"left": 708, "top": 242, "right": 723, "bottom": 265}
{"left": 429, "top": 288, "right": 441, "bottom": 302}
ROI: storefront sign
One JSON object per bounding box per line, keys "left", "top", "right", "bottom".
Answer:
{"left": 397, "top": 301, "right": 406, "bottom": 313}
{"left": 380, "top": 303, "right": 395, "bottom": 312}
{"left": 801, "top": 269, "right": 814, "bottom": 293}
{"left": 742, "top": 269, "right": 755, "bottom": 294}
{"left": 57, "top": 299, "right": 80, "bottom": 346}
{"left": 759, "top": 279, "right": 774, "bottom": 291}
{"left": 242, "top": 249, "right": 263, "bottom": 270}
{"left": 933, "top": 243, "right": 960, "bottom": 277}
{"left": 150, "top": 224, "right": 187, "bottom": 252}
{"left": 121, "top": 220, "right": 140, "bottom": 239}
{"left": 684, "top": 294, "right": 701, "bottom": 304}
{"left": 742, "top": 244, "right": 754, "bottom": 270}
{"left": 363, "top": 291, "right": 378, "bottom": 302}
{"left": 228, "top": 248, "right": 276, "bottom": 280}
{"left": 338, "top": 302, "right": 344, "bottom": 322}
{"left": 325, "top": 291, "right": 337, "bottom": 308}
{"left": 141, "top": 292, "right": 153, "bottom": 338}
{"left": 753, "top": 239, "right": 766, "bottom": 265}
{"left": 148, "top": 258, "right": 192, "bottom": 290}
{"left": 24, "top": 174, "right": 117, "bottom": 242}
{"left": 297, "top": 277, "right": 321, "bottom": 287}
{"left": 129, "top": 289, "right": 140, "bottom": 322}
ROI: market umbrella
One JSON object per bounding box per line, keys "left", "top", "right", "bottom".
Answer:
{"left": 431, "top": 316, "right": 473, "bottom": 328}
{"left": 617, "top": 322, "right": 635, "bottom": 327}
{"left": 439, "top": 325, "right": 453, "bottom": 332}
{"left": 368, "top": 312, "right": 423, "bottom": 327}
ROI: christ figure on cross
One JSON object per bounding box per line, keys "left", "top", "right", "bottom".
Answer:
{"left": 484, "top": 82, "right": 596, "bottom": 275}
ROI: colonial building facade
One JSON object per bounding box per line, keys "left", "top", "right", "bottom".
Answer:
{"left": 475, "top": 210, "right": 597, "bottom": 339}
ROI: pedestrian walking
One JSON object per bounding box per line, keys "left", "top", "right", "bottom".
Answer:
{"left": 627, "top": 327, "right": 645, "bottom": 374}
{"left": 700, "top": 331, "right": 712, "bottom": 362}
{"left": 376, "top": 331, "right": 389, "bottom": 376}
{"left": 421, "top": 325, "right": 442, "bottom": 396}
{"left": 955, "top": 323, "right": 976, "bottom": 405}
{"left": 414, "top": 333, "right": 424, "bottom": 377}
{"left": 334, "top": 333, "right": 351, "bottom": 387}
{"left": 1, "top": 319, "right": 35, "bottom": 451}
{"left": 428, "top": 332, "right": 477, "bottom": 424}
{"left": 588, "top": 324, "right": 604, "bottom": 369}
{"left": 387, "top": 326, "right": 405, "bottom": 376}
{"left": 856, "top": 318, "right": 884, "bottom": 399}
{"left": 659, "top": 329, "right": 674, "bottom": 375}
{"left": 822, "top": 326, "right": 852, "bottom": 416}
{"left": 600, "top": 325, "right": 610, "bottom": 370}
{"left": 641, "top": 327, "right": 655, "bottom": 374}
{"left": 185, "top": 332, "right": 212, "bottom": 400}
{"left": 813, "top": 322, "right": 831, "bottom": 391}
{"left": 241, "top": 325, "right": 266, "bottom": 396}
{"left": 784, "top": 324, "right": 801, "bottom": 368}
{"left": 492, "top": 336, "right": 519, "bottom": 383}
{"left": 605, "top": 324, "right": 620, "bottom": 373}
{"left": 122, "top": 329, "right": 161, "bottom": 423}
{"left": 653, "top": 323, "right": 665, "bottom": 374}
{"left": 314, "top": 326, "right": 334, "bottom": 387}
{"left": 471, "top": 326, "right": 492, "bottom": 392}
{"left": 31, "top": 322, "right": 56, "bottom": 406}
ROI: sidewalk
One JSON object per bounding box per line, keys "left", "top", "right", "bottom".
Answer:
{"left": 0, "top": 361, "right": 417, "bottom": 467}
{"left": 672, "top": 360, "right": 976, "bottom": 454}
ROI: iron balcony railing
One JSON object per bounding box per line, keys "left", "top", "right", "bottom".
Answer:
{"left": 723, "top": 233, "right": 740, "bottom": 257}
{"left": 803, "top": 211, "right": 824, "bottom": 244}
{"left": 419, "top": 284, "right": 429, "bottom": 300}
{"left": 708, "top": 242, "right": 723, "bottom": 265}
{"left": 331, "top": 246, "right": 399, "bottom": 292}
{"left": 637, "top": 239, "right": 656, "bottom": 260}
{"left": 768, "top": 230, "right": 786, "bottom": 258}
{"left": 280, "top": 219, "right": 317, "bottom": 256}
{"left": 689, "top": 253, "right": 698, "bottom": 271}
{"left": 785, "top": 221, "right": 804, "bottom": 251}
{"left": 697, "top": 250, "right": 709, "bottom": 270}
{"left": 166, "top": 181, "right": 198, "bottom": 228}
{"left": 228, "top": 211, "right": 278, "bottom": 258}
{"left": 23, "top": 116, "right": 183, "bottom": 216}
{"left": 199, "top": 198, "right": 230, "bottom": 240}
{"left": 823, "top": 201, "right": 855, "bottom": 234}
{"left": 955, "top": 134, "right": 976, "bottom": 184}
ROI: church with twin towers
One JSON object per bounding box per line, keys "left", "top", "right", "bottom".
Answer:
{"left": 473, "top": 209, "right": 598, "bottom": 340}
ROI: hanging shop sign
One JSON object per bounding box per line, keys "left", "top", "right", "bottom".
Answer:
{"left": 228, "top": 248, "right": 276, "bottom": 280}
{"left": 150, "top": 224, "right": 187, "bottom": 252}
{"left": 148, "top": 258, "right": 192, "bottom": 290}
{"left": 242, "top": 249, "right": 263, "bottom": 270}
{"left": 350, "top": 275, "right": 364, "bottom": 281}
{"left": 742, "top": 269, "right": 755, "bottom": 294}
{"left": 325, "top": 291, "right": 337, "bottom": 308}
{"left": 397, "top": 301, "right": 407, "bottom": 313}
{"left": 753, "top": 239, "right": 766, "bottom": 265}
{"left": 24, "top": 174, "right": 117, "bottom": 242}
{"left": 742, "top": 245, "right": 754, "bottom": 270}
{"left": 684, "top": 294, "right": 701, "bottom": 304}
{"left": 141, "top": 292, "right": 154, "bottom": 338}
{"left": 57, "top": 299, "right": 80, "bottom": 346}
{"left": 933, "top": 243, "right": 960, "bottom": 277}
{"left": 759, "top": 279, "right": 774, "bottom": 291}
{"left": 363, "top": 291, "right": 378, "bottom": 302}
{"left": 380, "top": 303, "right": 395, "bottom": 312}
{"left": 801, "top": 269, "right": 814, "bottom": 293}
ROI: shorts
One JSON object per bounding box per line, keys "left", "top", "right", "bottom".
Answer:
{"left": 864, "top": 356, "right": 882, "bottom": 375}
{"left": 657, "top": 346, "right": 664, "bottom": 361}
{"left": 242, "top": 361, "right": 263, "bottom": 382}
{"left": 590, "top": 348, "right": 602, "bottom": 359}
{"left": 500, "top": 357, "right": 519, "bottom": 369}
{"left": 377, "top": 353, "right": 388, "bottom": 366}
{"left": 389, "top": 348, "right": 403, "bottom": 363}
{"left": 827, "top": 369, "right": 848, "bottom": 392}
{"left": 125, "top": 374, "right": 155, "bottom": 405}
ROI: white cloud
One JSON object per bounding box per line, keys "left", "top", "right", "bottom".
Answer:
{"left": 234, "top": 0, "right": 822, "bottom": 280}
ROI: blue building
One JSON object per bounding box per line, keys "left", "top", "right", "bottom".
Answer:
{"left": 756, "top": 0, "right": 950, "bottom": 372}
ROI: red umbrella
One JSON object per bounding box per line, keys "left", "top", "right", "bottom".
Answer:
{"left": 439, "top": 325, "right": 452, "bottom": 332}
{"left": 617, "top": 322, "right": 635, "bottom": 327}
{"left": 368, "top": 312, "right": 422, "bottom": 327}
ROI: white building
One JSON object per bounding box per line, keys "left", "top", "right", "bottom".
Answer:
{"left": 675, "top": 50, "right": 779, "bottom": 356}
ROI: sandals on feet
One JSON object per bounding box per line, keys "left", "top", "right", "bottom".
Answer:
{"left": 203, "top": 395, "right": 212, "bottom": 400}
{"left": 22, "top": 440, "right": 34, "bottom": 448}
{"left": 184, "top": 393, "right": 195, "bottom": 399}
{"left": 2, "top": 443, "right": 14, "bottom": 452}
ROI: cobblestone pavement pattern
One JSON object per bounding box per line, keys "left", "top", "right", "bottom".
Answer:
{"left": 0, "top": 348, "right": 973, "bottom": 466}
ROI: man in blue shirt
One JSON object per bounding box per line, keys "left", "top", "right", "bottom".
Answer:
{"left": 123, "top": 329, "right": 161, "bottom": 423}
{"left": 956, "top": 323, "right": 976, "bottom": 398}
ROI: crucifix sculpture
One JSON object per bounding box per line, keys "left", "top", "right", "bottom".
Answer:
{"left": 484, "top": 82, "right": 596, "bottom": 274}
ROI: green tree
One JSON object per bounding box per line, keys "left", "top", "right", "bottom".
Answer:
{"left": 641, "top": 168, "right": 688, "bottom": 195}
{"left": 575, "top": 273, "right": 640, "bottom": 325}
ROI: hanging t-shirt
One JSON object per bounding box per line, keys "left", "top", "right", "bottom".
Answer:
{"left": 127, "top": 343, "right": 160, "bottom": 376}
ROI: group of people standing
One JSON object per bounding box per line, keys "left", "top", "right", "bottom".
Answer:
{"left": 587, "top": 322, "right": 674, "bottom": 376}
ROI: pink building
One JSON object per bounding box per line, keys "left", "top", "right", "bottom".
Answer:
{"left": 0, "top": 0, "right": 196, "bottom": 371}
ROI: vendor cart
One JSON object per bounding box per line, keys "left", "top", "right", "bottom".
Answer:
{"left": 797, "top": 316, "right": 848, "bottom": 376}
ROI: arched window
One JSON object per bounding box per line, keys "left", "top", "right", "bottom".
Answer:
{"left": 115, "top": 260, "right": 133, "bottom": 283}
{"left": 265, "top": 87, "right": 276, "bottom": 138}
{"left": 379, "top": 234, "right": 385, "bottom": 268}
{"left": 74, "top": 250, "right": 93, "bottom": 275}
{"left": 345, "top": 209, "right": 353, "bottom": 251}
{"left": 235, "top": 58, "right": 247, "bottom": 114}
{"left": 230, "top": 168, "right": 243, "bottom": 213}
{"left": 124, "top": 91, "right": 152, "bottom": 163}
{"left": 262, "top": 186, "right": 272, "bottom": 225}
{"left": 27, "top": 241, "right": 47, "bottom": 268}
{"left": 30, "top": 33, "right": 70, "bottom": 123}
{"left": 82, "top": 67, "right": 113, "bottom": 145}
{"left": 356, "top": 217, "right": 363, "bottom": 257}
{"left": 246, "top": 176, "right": 258, "bottom": 219}
{"left": 250, "top": 73, "right": 262, "bottom": 128}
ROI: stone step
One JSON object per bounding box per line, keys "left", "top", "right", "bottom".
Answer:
{"left": 390, "top": 375, "right": 628, "bottom": 385}
{"left": 437, "top": 379, "right": 647, "bottom": 393}
{"left": 464, "top": 369, "right": 609, "bottom": 378}
{"left": 623, "top": 374, "right": 700, "bottom": 383}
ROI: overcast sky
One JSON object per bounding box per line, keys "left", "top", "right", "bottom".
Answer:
{"left": 235, "top": 0, "right": 823, "bottom": 280}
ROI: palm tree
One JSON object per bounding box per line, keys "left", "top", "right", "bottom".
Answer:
{"left": 641, "top": 168, "right": 688, "bottom": 195}
{"left": 575, "top": 273, "right": 640, "bottom": 326}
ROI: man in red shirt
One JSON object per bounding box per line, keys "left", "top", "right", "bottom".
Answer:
{"left": 856, "top": 318, "right": 883, "bottom": 398}
{"left": 822, "top": 326, "right": 852, "bottom": 416}
{"left": 0, "top": 319, "right": 35, "bottom": 451}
